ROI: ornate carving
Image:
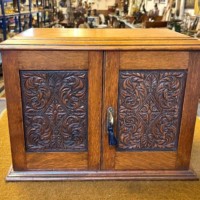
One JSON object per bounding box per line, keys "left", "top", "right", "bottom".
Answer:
{"left": 20, "top": 71, "right": 88, "bottom": 152}
{"left": 118, "top": 71, "right": 186, "bottom": 151}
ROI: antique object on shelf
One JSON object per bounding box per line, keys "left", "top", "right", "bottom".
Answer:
{"left": 1, "top": 28, "right": 200, "bottom": 181}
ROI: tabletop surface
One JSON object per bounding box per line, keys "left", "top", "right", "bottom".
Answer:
{"left": 1, "top": 28, "right": 200, "bottom": 50}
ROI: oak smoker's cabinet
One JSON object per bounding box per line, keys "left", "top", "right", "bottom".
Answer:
{"left": 1, "top": 28, "right": 200, "bottom": 181}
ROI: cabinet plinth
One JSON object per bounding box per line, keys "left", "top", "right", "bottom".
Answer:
{"left": 1, "top": 28, "right": 200, "bottom": 181}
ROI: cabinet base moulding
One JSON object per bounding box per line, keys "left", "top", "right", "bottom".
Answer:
{"left": 6, "top": 167, "right": 199, "bottom": 181}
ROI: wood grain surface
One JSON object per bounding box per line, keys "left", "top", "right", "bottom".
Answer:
{"left": 26, "top": 153, "right": 88, "bottom": 170}
{"left": 120, "top": 51, "right": 189, "bottom": 69}
{"left": 115, "top": 152, "right": 177, "bottom": 170}
{"left": 9, "top": 28, "right": 192, "bottom": 40}
{"left": 101, "top": 51, "right": 119, "bottom": 170}
{"left": 1, "top": 28, "right": 200, "bottom": 50}
{"left": 176, "top": 52, "right": 200, "bottom": 169}
{"left": 88, "top": 51, "right": 102, "bottom": 170}
{"left": 16, "top": 51, "right": 89, "bottom": 70}
{"left": 2, "top": 51, "right": 27, "bottom": 170}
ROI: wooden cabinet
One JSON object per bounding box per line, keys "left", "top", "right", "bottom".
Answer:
{"left": 1, "top": 28, "right": 200, "bottom": 181}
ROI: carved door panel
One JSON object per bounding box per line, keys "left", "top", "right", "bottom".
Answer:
{"left": 5, "top": 51, "right": 102, "bottom": 171}
{"left": 102, "top": 51, "right": 188, "bottom": 170}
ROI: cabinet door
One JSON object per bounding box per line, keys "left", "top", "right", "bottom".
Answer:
{"left": 3, "top": 51, "right": 102, "bottom": 171}
{"left": 102, "top": 51, "right": 199, "bottom": 170}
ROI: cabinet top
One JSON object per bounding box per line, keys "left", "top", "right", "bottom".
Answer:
{"left": 1, "top": 28, "right": 200, "bottom": 50}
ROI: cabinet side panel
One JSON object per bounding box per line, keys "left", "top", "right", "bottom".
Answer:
{"left": 2, "top": 51, "right": 27, "bottom": 170}
{"left": 20, "top": 71, "right": 88, "bottom": 152}
{"left": 117, "top": 70, "right": 187, "bottom": 151}
{"left": 176, "top": 52, "right": 200, "bottom": 169}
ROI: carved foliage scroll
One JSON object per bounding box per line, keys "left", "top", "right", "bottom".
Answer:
{"left": 118, "top": 70, "right": 187, "bottom": 151}
{"left": 20, "top": 71, "right": 88, "bottom": 152}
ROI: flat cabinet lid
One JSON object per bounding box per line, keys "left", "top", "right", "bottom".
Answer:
{"left": 1, "top": 28, "right": 200, "bottom": 50}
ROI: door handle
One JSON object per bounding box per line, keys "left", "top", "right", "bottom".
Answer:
{"left": 107, "top": 107, "right": 117, "bottom": 146}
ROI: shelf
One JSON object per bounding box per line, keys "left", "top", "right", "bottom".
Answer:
{"left": 0, "top": 13, "right": 19, "bottom": 18}
{"left": 0, "top": 10, "right": 53, "bottom": 18}
{"left": 20, "top": 11, "right": 31, "bottom": 15}
{"left": 0, "top": 0, "right": 57, "bottom": 40}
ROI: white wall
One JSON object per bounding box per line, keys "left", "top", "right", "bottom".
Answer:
{"left": 144, "top": 0, "right": 168, "bottom": 16}
{"left": 185, "top": 9, "right": 195, "bottom": 15}
{"left": 177, "top": 0, "right": 195, "bottom": 19}
{"left": 87, "top": 0, "right": 116, "bottom": 10}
